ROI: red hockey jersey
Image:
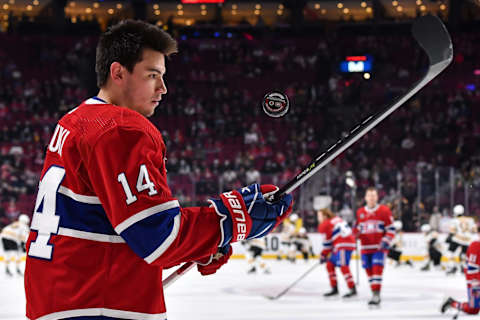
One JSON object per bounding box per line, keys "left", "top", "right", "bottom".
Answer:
{"left": 466, "top": 241, "right": 480, "bottom": 288}
{"left": 25, "top": 98, "right": 223, "bottom": 320}
{"left": 354, "top": 204, "right": 395, "bottom": 254}
{"left": 317, "top": 216, "right": 356, "bottom": 254}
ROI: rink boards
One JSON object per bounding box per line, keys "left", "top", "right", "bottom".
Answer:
{"left": 232, "top": 232, "right": 454, "bottom": 261}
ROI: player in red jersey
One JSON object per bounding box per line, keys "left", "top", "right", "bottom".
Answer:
{"left": 354, "top": 187, "right": 395, "bottom": 307}
{"left": 317, "top": 208, "right": 357, "bottom": 298}
{"left": 24, "top": 20, "right": 293, "bottom": 320}
{"left": 441, "top": 241, "right": 480, "bottom": 316}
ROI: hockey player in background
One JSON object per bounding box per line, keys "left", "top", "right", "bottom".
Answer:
{"left": 446, "top": 204, "right": 477, "bottom": 275}
{"left": 441, "top": 240, "right": 480, "bottom": 316}
{"left": 277, "top": 213, "right": 301, "bottom": 261}
{"left": 420, "top": 224, "right": 443, "bottom": 271}
{"left": 24, "top": 20, "right": 293, "bottom": 320}
{"left": 1, "top": 214, "right": 30, "bottom": 276}
{"left": 386, "top": 221, "right": 413, "bottom": 267}
{"left": 317, "top": 208, "right": 357, "bottom": 298}
{"left": 291, "top": 227, "right": 312, "bottom": 263}
{"left": 354, "top": 187, "right": 395, "bottom": 307}
{"left": 244, "top": 238, "right": 271, "bottom": 274}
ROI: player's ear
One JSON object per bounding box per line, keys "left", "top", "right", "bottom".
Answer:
{"left": 110, "top": 62, "right": 124, "bottom": 84}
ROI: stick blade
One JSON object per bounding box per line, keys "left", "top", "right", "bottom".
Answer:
{"left": 412, "top": 14, "right": 453, "bottom": 66}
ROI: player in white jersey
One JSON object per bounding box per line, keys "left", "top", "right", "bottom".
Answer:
{"left": 277, "top": 213, "right": 299, "bottom": 261}
{"left": 420, "top": 224, "right": 443, "bottom": 271}
{"left": 386, "top": 221, "right": 413, "bottom": 267}
{"left": 291, "top": 228, "right": 312, "bottom": 263}
{"left": 1, "top": 214, "right": 30, "bottom": 276}
{"left": 446, "top": 204, "right": 477, "bottom": 275}
{"left": 244, "top": 238, "right": 271, "bottom": 274}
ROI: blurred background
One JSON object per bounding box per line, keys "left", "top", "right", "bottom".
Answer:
{"left": 0, "top": 0, "right": 479, "bottom": 232}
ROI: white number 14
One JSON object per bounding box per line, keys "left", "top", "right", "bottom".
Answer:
{"left": 118, "top": 164, "right": 158, "bottom": 205}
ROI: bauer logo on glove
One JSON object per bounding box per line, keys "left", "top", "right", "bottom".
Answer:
{"left": 209, "top": 183, "right": 293, "bottom": 247}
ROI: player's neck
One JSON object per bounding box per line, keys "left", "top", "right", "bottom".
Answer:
{"left": 365, "top": 204, "right": 378, "bottom": 211}
{"left": 96, "top": 88, "right": 121, "bottom": 107}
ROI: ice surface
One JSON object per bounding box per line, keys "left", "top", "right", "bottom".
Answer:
{"left": 1, "top": 259, "right": 466, "bottom": 320}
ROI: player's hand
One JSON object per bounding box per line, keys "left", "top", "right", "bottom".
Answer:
{"left": 320, "top": 250, "right": 329, "bottom": 264}
{"left": 209, "top": 184, "right": 293, "bottom": 246}
{"left": 197, "top": 245, "right": 232, "bottom": 276}
{"left": 380, "top": 240, "right": 390, "bottom": 252}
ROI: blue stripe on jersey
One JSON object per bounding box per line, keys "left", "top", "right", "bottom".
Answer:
{"left": 56, "top": 192, "right": 116, "bottom": 235}
{"left": 378, "top": 224, "right": 385, "bottom": 231}
{"left": 331, "top": 228, "right": 340, "bottom": 239}
{"left": 119, "top": 207, "right": 180, "bottom": 259}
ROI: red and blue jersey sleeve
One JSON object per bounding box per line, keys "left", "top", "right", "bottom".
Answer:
{"left": 466, "top": 241, "right": 480, "bottom": 287}
{"left": 318, "top": 220, "right": 333, "bottom": 253}
{"left": 86, "top": 124, "right": 221, "bottom": 266}
{"left": 380, "top": 206, "right": 395, "bottom": 245}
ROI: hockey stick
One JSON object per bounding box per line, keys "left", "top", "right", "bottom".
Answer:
{"left": 264, "top": 262, "right": 321, "bottom": 300}
{"left": 355, "top": 239, "right": 360, "bottom": 286}
{"left": 163, "top": 261, "right": 196, "bottom": 289}
{"left": 271, "top": 14, "right": 453, "bottom": 202}
{"left": 164, "top": 14, "right": 452, "bottom": 289}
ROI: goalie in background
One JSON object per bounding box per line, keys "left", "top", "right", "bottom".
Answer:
{"left": 243, "top": 238, "right": 271, "bottom": 274}
{"left": 317, "top": 208, "right": 357, "bottom": 298}
{"left": 386, "top": 220, "right": 413, "bottom": 267}
{"left": 1, "top": 214, "right": 30, "bottom": 276}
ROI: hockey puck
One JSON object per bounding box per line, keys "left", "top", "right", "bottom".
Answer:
{"left": 262, "top": 91, "right": 289, "bottom": 118}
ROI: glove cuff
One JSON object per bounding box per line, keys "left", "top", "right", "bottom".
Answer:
{"left": 208, "top": 198, "right": 232, "bottom": 247}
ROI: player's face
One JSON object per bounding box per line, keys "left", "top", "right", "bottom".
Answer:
{"left": 124, "top": 48, "right": 167, "bottom": 117}
{"left": 317, "top": 211, "right": 325, "bottom": 223}
{"left": 365, "top": 190, "right": 378, "bottom": 208}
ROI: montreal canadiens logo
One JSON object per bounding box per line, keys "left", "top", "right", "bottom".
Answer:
{"left": 262, "top": 91, "right": 289, "bottom": 118}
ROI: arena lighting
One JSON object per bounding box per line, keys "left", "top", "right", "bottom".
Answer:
{"left": 474, "top": 69, "right": 480, "bottom": 76}
{"left": 466, "top": 84, "right": 476, "bottom": 91}
{"left": 182, "top": 0, "right": 224, "bottom": 3}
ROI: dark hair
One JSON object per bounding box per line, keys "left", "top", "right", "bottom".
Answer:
{"left": 365, "top": 186, "right": 378, "bottom": 193}
{"left": 95, "top": 20, "right": 178, "bottom": 88}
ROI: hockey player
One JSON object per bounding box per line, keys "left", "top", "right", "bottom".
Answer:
{"left": 446, "top": 204, "right": 477, "bottom": 275}
{"left": 354, "top": 187, "right": 395, "bottom": 306}
{"left": 317, "top": 208, "right": 357, "bottom": 298}
{"left": 24, "top": 20, "right": 293, "bottom": 320}
{"left": 387, "top": 221, "right": 413, "bottom": 267}
{"left": 441, "top": 240, "right": 480, "bottom": 316}
{"left": 291, "top": 227, "right": 312, "bottom": 263}
{"left": 277, "top": 213, "right": 300, "bottom": 261}
{"left": 244, "top": 238, "right": 271, "bottom": 274}
{"left": 420, "top": 224, "right": 443, "bottom": 271}
{"left": 1, "top": 214, "right": 30, "bottom": 276}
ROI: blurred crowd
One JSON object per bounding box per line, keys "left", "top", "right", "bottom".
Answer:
{"left": 1, "top": 30, "right": 479, "bottom": 230}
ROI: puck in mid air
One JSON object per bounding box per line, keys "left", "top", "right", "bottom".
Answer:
{"left": 262, "top": 91, "right": 289, "bottom": 118}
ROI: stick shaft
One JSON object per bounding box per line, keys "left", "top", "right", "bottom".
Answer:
{"left": 163, "top": 261, "right": 196, "bottom": 288}
{"left": 269, "top": 262, "right": 320, "bottom": 300}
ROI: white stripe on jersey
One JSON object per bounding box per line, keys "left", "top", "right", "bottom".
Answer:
{"left": 115, "top": 200, "right": 180, "bottom": 234}
{"left": 145, "top": 214, "right": 181, "bottom": 264}
{"left": 84, "top": 97, "right": 108, "bottom": 105}
{"left": 35, "top": 307, "right": 167, "bottom": 320}
{"left": 58, "top": 186, "right": 102, "bottom": 205}
{"left": 58, "top": 227, "right": 125, "bottom": 243}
